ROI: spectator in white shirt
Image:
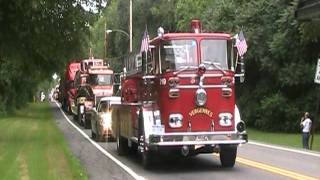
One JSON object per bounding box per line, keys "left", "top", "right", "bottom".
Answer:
{"left": 300, "top": 112, "right": 312, "bottom": 149}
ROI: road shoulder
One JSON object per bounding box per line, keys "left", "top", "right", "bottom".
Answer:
{"left": 50, "top": 102, "right": 134, "bottom": 180}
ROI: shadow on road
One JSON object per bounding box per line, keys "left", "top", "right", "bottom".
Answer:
{"left": 119, "top": 148, "right": 238, "bottom": 174}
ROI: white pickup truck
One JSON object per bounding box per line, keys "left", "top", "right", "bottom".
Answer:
{"left": 90, "top": 96, "right": 121, "bottom": 142}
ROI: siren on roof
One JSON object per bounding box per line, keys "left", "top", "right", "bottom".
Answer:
{"left": 191, "top": 20, "right": 201, "bottom": 33}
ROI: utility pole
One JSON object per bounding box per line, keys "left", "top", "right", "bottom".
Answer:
{"left": 89, "top": 48, "right": 93, "bottom": 58}
{"left": 129, "top": 0, "right": 132, "bottom": 52}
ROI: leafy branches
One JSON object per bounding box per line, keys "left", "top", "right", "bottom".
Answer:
{"left": 0, "top": 0, "right": 97, "bottom": 114}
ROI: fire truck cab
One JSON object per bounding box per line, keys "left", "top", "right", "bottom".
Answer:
{"left": 72, "top": 58, "right": 113, "bottom": 128}
{"left": 59, "top": 61, "right": 80, "bottom": 114}
{"left": 113, "top": 20, "right": 247, "bottom": 168}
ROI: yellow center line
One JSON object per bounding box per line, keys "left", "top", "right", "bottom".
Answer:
{"left": 212, "top": 154, "right": 318, "bottom": 180}
{"left": 236, "top": 156, "right": 318, "bottom": 180}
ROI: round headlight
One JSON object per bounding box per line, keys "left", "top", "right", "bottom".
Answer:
{"left": 195, "top": 88, "right": 207, "bottom": 106}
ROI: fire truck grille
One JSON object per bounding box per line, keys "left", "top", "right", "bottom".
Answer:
{"left": 148, "top": 132, "right": 248, "bottom": 146}
{"left": 162, "top": 136, "right": 183, "bottom": 142}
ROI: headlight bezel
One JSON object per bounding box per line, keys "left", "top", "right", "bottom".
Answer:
{"left": 169, "top": 113, "right": 183, "bottom": 128}
{"left": 195, "top": 88, "right": 207, "bottom": 106}
{"left": 218, "top": 113, "right": 232, "bottom": 127}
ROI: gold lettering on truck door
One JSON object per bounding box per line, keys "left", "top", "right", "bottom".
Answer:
{"left": 189, "top": 108, "right": 213, "bottom": 118}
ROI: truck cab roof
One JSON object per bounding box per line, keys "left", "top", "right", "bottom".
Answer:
{"left": 149, "top": 33, "right": 231, "bottom": 45}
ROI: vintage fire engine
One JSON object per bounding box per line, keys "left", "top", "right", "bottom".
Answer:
{"left": 112, "top": 20, "right": 247, "bottom": 168}
{"left": 72, "top": 58, "right": 114, "bottom": 128}
{"left": 59, "top": 61, "right": 80, "bottom": 114}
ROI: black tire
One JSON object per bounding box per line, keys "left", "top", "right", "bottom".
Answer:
{"left": 107, "top": 136, "right": 116, "bottom": 142}
{"left": 91, "top": 130, "right": 96, "bottom": 139}
{"left": 220, "top": 145, "right": 237, "bottom": 168}
{"left": 92, "top": 122, "right": 98, "bottom": 141}
{"left": 84, "top": 117, "right": 91, "bottom": 129}
{"left": 116, "top": 119, "right": 128, "bottom": 155}
{"left": 95, "top": 126, "right": 105, "bottom": 142}
{"left": 142, "top": 150, "right": 153, "bottom": 169}
{"left": 95, "top": 133, "right": 101, "bottom": 142}
{"left": 62, "top": 100, "right": 66, "bottom": 111}
{"left": 67, "top": 103, "right": 72, "bottom": 115}
{"left": 98, "top": 135, "right": 106, "bottom": 142}
{"left": 73, "top": 114, "right": 77, "bottom": 121}
{"left": 77, "top": 106, "right": 81, "bottom": 125}
{"left": 138, "top": 110, "right": 154, "bottom": 169}
{"left": 116, "top": 135, "right": 128, "bottom": 155}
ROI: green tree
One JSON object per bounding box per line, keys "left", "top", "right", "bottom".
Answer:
{"left": 0, "top": 0, "right": 101, "bottom": 115}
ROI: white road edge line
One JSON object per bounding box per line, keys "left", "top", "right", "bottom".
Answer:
{"left": 54, "top": 102, "right": 146, "bottom": 180}
{"left": 248, "top": 141, "right": 320, "bottom": 158}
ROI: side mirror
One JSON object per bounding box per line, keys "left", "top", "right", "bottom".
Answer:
{"left": 235, "top": 58, "right": 245, "bottom": 83}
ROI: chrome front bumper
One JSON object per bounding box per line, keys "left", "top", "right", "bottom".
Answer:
{"left": 148, "top": 131, "right": 248, "bottom": 146}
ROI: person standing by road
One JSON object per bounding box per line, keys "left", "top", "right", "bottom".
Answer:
{"left": 300, "top": 112, "right": 312, "bottom": 149}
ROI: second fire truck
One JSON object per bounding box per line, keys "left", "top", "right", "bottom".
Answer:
{"left": 72, "top": 58, "right": 114, "bottom": 128}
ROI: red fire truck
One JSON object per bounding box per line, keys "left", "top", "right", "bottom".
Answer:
{"left": 72, "top": 59, "right": 114, "bottom": 128}
{"left": 112, "top": 20, "right": 247, "bottom": 168}
{"left": 59, "top": 61, "right": 80, "bottom": 114}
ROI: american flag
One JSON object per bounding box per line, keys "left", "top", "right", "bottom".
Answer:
{"left": 140, "top": 27, "right": 149, "bottom": 53}
{"left": 235, "top": 30, "right": 248, "bottom": 57}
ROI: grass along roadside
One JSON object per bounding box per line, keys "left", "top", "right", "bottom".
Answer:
{"left": 0, "top": 102, "right": 87, "bottom": 179}
{"left": 247, "top": 128, "right": 320, "bottom": 152}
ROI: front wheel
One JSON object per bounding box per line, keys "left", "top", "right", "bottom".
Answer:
{"left": 116, "top": 120, "right": 128, "bottom": 155}
{"left": 219, "top": 145, "right": 237, "bottom": 168}
{"left": 84, "top": 116, "right": 91, "bottom": 129}
{"left": 67, "top": 102, "right": 72, "bottom": 115}
{"left": 116, "top": 135, "right": 128, "bottom": 155}
{"left": 142, "top": 149, "right": 154, "bottom": 169}
{"left": 91, "top": 129, "right": 96, "bottom": 139}
{"left": 95, "top": 128, "right": 106, "bottom": 142}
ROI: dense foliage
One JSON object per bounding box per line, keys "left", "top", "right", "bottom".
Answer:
{"left": 0, "top": 0, "right": 104, "bottom": 114}
{"left": 89, "top": 0, "right": 320, "bottom": 132}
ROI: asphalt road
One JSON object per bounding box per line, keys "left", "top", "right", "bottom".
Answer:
{"left": 50, "top": 102, "right": 320, "bottom": 180}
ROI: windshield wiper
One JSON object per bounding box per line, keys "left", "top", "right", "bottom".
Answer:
{"left": 202, "top": 60, "right": 226, "bottom": 75}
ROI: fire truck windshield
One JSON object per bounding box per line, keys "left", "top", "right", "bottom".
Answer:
{"left": 161, "top": 40, "right": 197, "bottom": 71}
{"left": 88, "top": 74, "right": 112, "bottom": 86}
{"left": 200, "top": 39, "right": 230, "bottom": 70}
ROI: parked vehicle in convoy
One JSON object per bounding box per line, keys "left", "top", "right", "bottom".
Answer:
{"left": 90, "top": 96, "right": 121, "bottom": 142}
{"left": 59, "top": 61, "right": 80, "bottom": 114}
{"left": 112, "top": 20, "right": 247, "bottom": 168}
{"left": 72, "top": 58, "right": 114, "bottom": 129}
